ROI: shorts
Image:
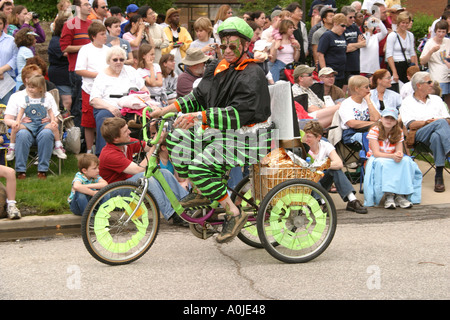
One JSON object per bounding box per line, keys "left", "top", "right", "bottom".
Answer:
{"left": 81, "top": 90, "right": 96, "bottom": 128}
{"left": 56, "top": 85, "right": 72, "bottom": 96}
{"left": 439, "top": 82, "right": 450, "bottom": 96}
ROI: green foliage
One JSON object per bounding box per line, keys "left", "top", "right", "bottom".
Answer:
{"left": 410, "top": 13, "right": 435, "bottom": 41}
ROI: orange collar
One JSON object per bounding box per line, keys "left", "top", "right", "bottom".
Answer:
{"left": 214, "top": 58, "right": 259, "bottom": 76}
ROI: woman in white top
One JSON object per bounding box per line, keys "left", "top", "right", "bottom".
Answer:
{"left": 420, "top": 20, "right": 450, "bottom": 106}
{"left": 212, "top": 5, "right": 233, "bottom": 43}
{"left": 269, "top": 19, "right": 301, "bottom": 82}
{"left": 385, "top": 12, "right": 417, "bottom": 91}
{"left": 359, "top": 16, "right": 387, "bottom": 75}
{"left": 90, "top": 46, "right": 148, "bottom": 156}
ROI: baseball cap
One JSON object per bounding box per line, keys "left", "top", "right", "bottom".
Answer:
{"left": 271, "top": 10, "right": 282, "bottom": 20}
{"left": 381, "top": 108, "right": 399, "bottom": 120}
{"left": 126, "top": 4, "right": 139, "bottom": 14}
{"left": 318, "top": 67, "right": 337, "bottom": 77}
{"left": 293, "top": 65, "right": 315, "bottom": 80}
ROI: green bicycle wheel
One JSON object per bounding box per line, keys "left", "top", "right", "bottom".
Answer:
{"left": 257, "top": 179, "right": 337, "bottom": 263}
{"left": 81, "top": 180, "right": 160, "bottom": 266}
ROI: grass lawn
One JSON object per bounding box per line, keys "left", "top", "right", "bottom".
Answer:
{"left": 2, "top": 154, "right": 79, "bottom": 216}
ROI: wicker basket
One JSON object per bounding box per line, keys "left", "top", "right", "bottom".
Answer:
{"left": 250, "top": 151, "right": 331, "bottom": 202}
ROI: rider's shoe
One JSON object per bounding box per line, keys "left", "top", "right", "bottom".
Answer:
{"left": 216, "top": 207, "right": 248, "bottom": 244}
{"left": 179, "top": 192, "right": 210, "bottom": 208}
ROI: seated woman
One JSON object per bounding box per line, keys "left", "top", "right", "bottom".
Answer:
{"left": 90, "top": 45, "right": 149, "bottom": 157}
{"left": 369, "top": 69, "right": 402, "bottom": 112}
{"left": 363, "top": 108, "right": 422, "bottom": 209}
{"left": 338, "top": 75, "right": 381, "bottom": 147}
{"left": 302, "top": 121, "right": 367, "bottom": 214}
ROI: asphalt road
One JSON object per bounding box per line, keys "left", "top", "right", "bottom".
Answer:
{"left": 0, "top": 205, "right": 448, "bottom": 301}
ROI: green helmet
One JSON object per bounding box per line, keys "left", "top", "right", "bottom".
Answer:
{"left": 217, "top": 17, "right": 254, "bottom": 42}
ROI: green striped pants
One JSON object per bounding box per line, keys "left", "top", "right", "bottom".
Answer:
{"left": 166, "top": 125, "right": 273, "bottom": 201}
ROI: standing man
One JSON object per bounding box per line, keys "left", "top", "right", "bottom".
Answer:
{"left": 341, "top": 5, "right": 365, "bottom": 93}
{"left": 162, "top": 8, "right": 192, "bottom": 59}
{"left": 138, "top": 5, "right": 169, "bottom": 64}
{"left": 285, "top": 2, "right": 308, "bottom": 64}
{"left": 317, "top": 13, "right": 348, "bottom": 88}
{"left": 311, "top": 6, "right": 336, "bottom": 66}
{"left": 87, "top": 0, "right": 109, "bottom": 23}
{"left": 60, "top": 0, "right": 92, "bottom": 128}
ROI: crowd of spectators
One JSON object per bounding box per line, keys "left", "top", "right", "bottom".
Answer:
{"left": 0, "top": 0, "right": 449, "bottom": 220}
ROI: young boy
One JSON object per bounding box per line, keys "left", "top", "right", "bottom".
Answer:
{"left": 68, "top": 153, "right": 108, "bottom": 216}
{"left": 190, "top": 17, "right": 221, "bottom": 59}
{"left": 75, "top": 21, "right": 109, "bottom": 154}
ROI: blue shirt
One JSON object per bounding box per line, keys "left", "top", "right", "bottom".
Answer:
{"left": 370, "top": 88, "right": 402, "bottom": 112}
{"left": 318, "top": 30, "right": 347, "bottom": 79}
{"left": 0, "top": 32, "right": 18, "bottom": 78}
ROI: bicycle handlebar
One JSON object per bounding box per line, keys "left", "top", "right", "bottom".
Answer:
{"left": 141, "top": 106, "right": 177, "bottom": 145}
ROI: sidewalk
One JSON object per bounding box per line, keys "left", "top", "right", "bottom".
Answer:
{"left": 0, "top": 161, "right": 448, "bottom": 239}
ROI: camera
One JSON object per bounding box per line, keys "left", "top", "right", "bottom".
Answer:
{"left": 31, "top": 12, "right": 40, "bottom": 19}
{"left": 144, "top": 22, "right": 150, "bottom": 27}
{"left": 210, "top": 43, "right": 217, "bottom": 49}
{"left": 368, "top": 19, "right": 378, "bottom": 28}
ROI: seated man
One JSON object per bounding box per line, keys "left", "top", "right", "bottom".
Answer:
{"left": 98, "top": 117, "right": 189, "bottom": 225}
{"left": 176, "top": 48, "right": 209, "bottom": 98}
{"left": 291, "top": 64, "right": 340, "bottom": 128}
{"left": 338, "top": 75, "right": 380, "bottom": 147}
{"left": 310, "top": 67, "right": 346, "bottom": 104}
{"left": 399, "top": 71, "right": 450, "bottom": 192}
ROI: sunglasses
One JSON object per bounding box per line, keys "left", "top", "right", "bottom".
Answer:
{"left": 101, "top": 6, "right": 108, "bottom": 9}
{"left": 301, "top": 73, "right": 313, "bottom": 77}
{"left": 219, "top": 43, "right": 239, "bottom": 51}
{"left": 422, "top": 80, "right": 433, "bottom": 85}
{"left": 112, "top": 58, "right": 125, "bottom": 62}
{"left": 340, "top": 24, "right": 347, "bottom": 28}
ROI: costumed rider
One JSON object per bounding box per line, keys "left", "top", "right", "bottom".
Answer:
{"left": 150, "top": 17, "right": 273, "bottom": 243}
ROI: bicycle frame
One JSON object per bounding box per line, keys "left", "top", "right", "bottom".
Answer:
{"left": 141, "top": 107, "right": 242, "bottom": 227}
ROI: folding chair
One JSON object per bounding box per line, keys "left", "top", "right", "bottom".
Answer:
{"left": 409, "top": 141, "right": 450, "bottom": 177}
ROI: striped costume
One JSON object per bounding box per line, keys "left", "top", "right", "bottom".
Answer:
{"left": 167, "top": 58, "right": 272, "bottom": 202}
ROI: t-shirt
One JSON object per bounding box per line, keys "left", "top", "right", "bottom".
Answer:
{"left": 5, "top": 90, "right": 60, "bottom": 118}
{"left": 89, "top": 65, "right": 145, "bottom": 108}
{"left": 68, "top": 172, "right": 103, "bottom": 203}
{"left": 420, "top": 37, "right": 450, "bottom": 83}
{"left": 308, "top": 139, "right": 335, "bottom": 161}
{"left": 99, "top": 138, "right": 146, "bottom": 184}
{"left": 137, "top": 64, "right": 164, "bottom": 98}
{"left": 190, "top": 38, "right": 216, "bottom": 58}
{"left": 338, "top": 97, "right": 378, "bottom": 130}
{"left": 343, "top": 23, "right": 362, "bottom": 72}
{"left": 317, "top": 30, "right": 347, "bottom": 79}
{"left": 106, "top": 35, "right": 132, "bottom": 55}
{"left": 366, "top": 125, "right": 404, "bottom": 157}
{"left": 16, "top": 46, "right": 34, "bottom": 84}
{"left": 59, "top": 17, "right": 92, "bottom": 72}
{"left": 75, "top": 43, "right": 109, "bottom": 94}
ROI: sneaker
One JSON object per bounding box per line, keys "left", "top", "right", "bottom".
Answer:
{"left": 346, "top": 199, "right": 368, "bottom": 214}
{"left": 53, "top": 146, "right": 67, "bottom": 159}
{"left": 179, "top": 193, "right": 210, "bottom": 208}
{"left": 5, "top": 147, "right": 15, "bottom": 161}
{"left": 7, "top": 204, "right": 21, "bottom": 220}
{"left": 384, "top": 193, "right": 396, "bottom": 209}
{"left": 394, "top": 195, "right": 412, "bottom": 209}
{"left": 216, "top": 209, "right": 248, "bottom": 243}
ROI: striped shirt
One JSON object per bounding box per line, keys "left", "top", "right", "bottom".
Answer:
{"left": 366, "top": 125, "right": 403, "bottom": 157}
{"left": 59, "top": 17, "right": 92, "bottom": 71}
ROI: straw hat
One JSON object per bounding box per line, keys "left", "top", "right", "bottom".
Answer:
{"left": 165, "top": 8, "right": 181, "bottom": 23}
